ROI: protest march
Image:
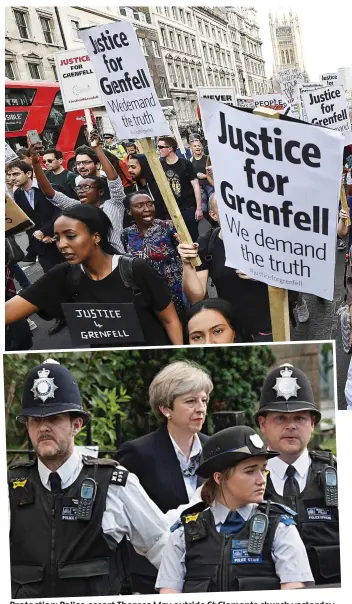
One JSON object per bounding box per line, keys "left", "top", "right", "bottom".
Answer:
{"left": 2, "top": 5, "right": 351, "bottom": 604}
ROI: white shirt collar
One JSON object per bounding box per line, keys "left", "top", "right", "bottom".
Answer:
{"left": 169, "top": 432, "right": 202, "bottom": 465}
{"left": 38, "top": 448, "right": 81, "bottom": 490}
{"left": 268, "top": 448, "right": 311, "bottom": 480}
{"left": 211, "top": 501, "right": 256, "bottom": 525}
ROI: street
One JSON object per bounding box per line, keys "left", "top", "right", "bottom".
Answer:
{"left": 14, "top": 230, "right": 349, "bottom": 408}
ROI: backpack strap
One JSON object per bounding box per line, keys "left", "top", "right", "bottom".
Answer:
{"left": 118, "top": 255, "right": 142, "bottom": 297}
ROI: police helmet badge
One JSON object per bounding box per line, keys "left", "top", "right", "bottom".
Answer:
{"left": 30, "top": 366, "right": 58, "bottom": 403}
{"left": 249, "top": 434, "right": 264, "bottom": 449}
{"left": 273, "top": 364, "right": 301, "bottom": 401}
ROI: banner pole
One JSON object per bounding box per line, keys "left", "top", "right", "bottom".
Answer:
{"left": 84, "top": 108, "right": 94, "bottom": 134}
{"left": 253, "top": 106, "right": 291, "bottom": 342}
{"left": 138, "top": 137, "right": 201, "bottom": 267}
{"left": 340, "top": 181, "right": 351, "bottom": 227}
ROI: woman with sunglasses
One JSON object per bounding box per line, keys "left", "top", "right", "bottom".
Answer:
{"left": 121, "top": 191, "right": 185, "bottom": 318}
{"left": 28, "top": 131, "right": 125, "bottom": 253}
{"left": 5, "top": 204, "right": 183, "bottom": 347}
{"left": 156, "top": 426, "right": 314, "bottom": 593}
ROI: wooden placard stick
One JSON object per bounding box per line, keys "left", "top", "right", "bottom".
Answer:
{"left": 340, "top": 181, "right": 351, "bottom": 227}
{"left": 253, "top": 106, "right": 290, "bottom": 342}
{"left": 137, "top": 137, "right": 201, "bottom": 267}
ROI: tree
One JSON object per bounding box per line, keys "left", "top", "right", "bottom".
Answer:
{"left": 4, "top": 346, "right": 275, "bottom": 457}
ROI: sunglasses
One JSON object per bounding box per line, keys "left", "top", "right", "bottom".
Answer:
{"left": 157, "top": 145, "right": 170, "bottom": 149}
{"left": 43, "top": 159, "right": 55, "bottom": 163}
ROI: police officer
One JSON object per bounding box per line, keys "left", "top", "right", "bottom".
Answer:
{"left": 255, "top": 363, "right": 340, "bottom": 586}
{"left": 8, "top": 359, "right": 171, "bottom": 599}
{"left": 103, "top": 134, "right": 127, "bottom": 160}
{"left": 156, "top": 425, "right": 313, "bottom": 593}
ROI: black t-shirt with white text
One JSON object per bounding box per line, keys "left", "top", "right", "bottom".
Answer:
{"left": 160, "top": 157, "right": 197, "bottom": 210}
{"left": 19, "top": 258, "right": 172, "bottom": 346}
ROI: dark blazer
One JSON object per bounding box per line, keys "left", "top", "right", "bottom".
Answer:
{"left": 14, "top": 185, "right": 61, "bottom": 237}
{"left": 117, "top": 425, "right": 209, "bottom": 589}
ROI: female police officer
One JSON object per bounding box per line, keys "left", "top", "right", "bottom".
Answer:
{"left": 8, "top": 359, "right": 171, "bottom": 599}
{"left": 156, "top": 425, "right": 314, "bottom": 593}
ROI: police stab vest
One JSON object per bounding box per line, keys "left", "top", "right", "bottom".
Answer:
{"left": 265, "top": 451, "right": 340, "bottom": 585}
{"left": 181, "top": 502, "right": 283, "bottom": 592}
{"left": 8, "top": 456, "right": 128, "bottom": 599}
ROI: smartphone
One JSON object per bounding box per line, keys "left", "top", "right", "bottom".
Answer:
{"left": 27, "top": 130, "right": 41, "bottom": 145}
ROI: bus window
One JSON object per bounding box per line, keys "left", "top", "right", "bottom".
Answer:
{"left": 42, "top": 91, "right": 66, "bottom": 148}
{"left": 5, "top": 88, "right": 37, "bottom": 107}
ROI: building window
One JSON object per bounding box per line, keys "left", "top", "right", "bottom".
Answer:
{"left": 5, "top": 60, "right": 16, "bottom": 79}
{"left": 211, "top": 27, "right": 216, "bottom": 40}
{"left": 28, "top": 62, "right": 42, "bottom": 80}
{"left": 168, "top": 62, "right": 177, "bottom": 86}
{"left": 209, "top": 47, "right": 214, "bottom": 63}
{"left": 51, "top": 64, "right": 58, "bottom": 81}
{"left": 191, "top": 38, "right": 197, "bottom": 54}
{"left": 187, "top": 12, "right": 192, "bottom": 27}
{"left": 224, "top": 32, "right": 228, "bottom": 45}
{"left": 164, "top": 7, "right": 169, "bottom": 18}
{"left": 190, "top": 67, "right": 196, "bottom": 86}
{"left": 205, "top": 24, "right": 210, "bottom": 38}
{"left": 176, "top": 63, "right": 184, "bottom": 87}
{"left": 215, "top": 50, "right": 220, "bottom": 65}
{"left": 160, "top": 28, "right": 167, "bottom": 47}
{"left": 184, "top": 65, "right": 191, "bottom": 87}
{"left": 71, "top": 20, "right": 80, "bottom": 39}
{"left": 14, "top": 10, "right": 29, "bottom": 39}
{"left": 177, "top": 34, "right": 183, "bottom": 51}
{"left": 185, "top": 37, "right": 190, "bottom": 53}
{"left": 208, "top": 72, "right": 214, "bottom": 86}
{"left": 169, "top": 31, "right": 175, "bottom": 49}
{"left": 120, "top": 7, "right": 134, "bottom": 19}
{"left": 172, "top": 7, "right": 177, "bottom": 20}
{"left": 179, "top": 9, "right": 185, "bottom": 23}
{"left": 290, "top": 49, "right": 295, "bottom": 63}
{"left": 198, "top": 19, "right": 203, "bottom": 34}
{"left": 202, "top": 44, "right": 208, "bottom": 62}
{"left": 152, "top": 40, "right": 160, "bottom": 57}
{"left": 197, "top": 68, "right": 204, "bottom": 86}
{"left": 40, "top": 16, "right": 54, "bottom": 44}
{"left": 138, "top": 37, "right": 148, "bottom": 56}
{"left": 159, "top": 76, "right": 168, "bottom": 97}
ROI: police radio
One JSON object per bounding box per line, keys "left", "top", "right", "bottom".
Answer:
{"left": 76, "top": 478, "right": 97, "bottom": 520}
{"left": 247, "top": 512, "right": 269, "bottom": 555}
{"left": 322, "top": 466, "right": 338, "bottom": 507}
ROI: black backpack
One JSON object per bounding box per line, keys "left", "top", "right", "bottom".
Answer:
{"left": 66, "top": 255, "right": 142, "bottom": 299}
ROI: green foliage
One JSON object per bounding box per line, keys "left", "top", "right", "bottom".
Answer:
{"left": 4, "top": 347, "right": 276, "bottom": 453}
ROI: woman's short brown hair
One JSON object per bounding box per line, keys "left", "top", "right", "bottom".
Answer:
{"left": 149, "top": 360, "right": 213, "bottom": 422}
{"left": 201, "top": 466, "right": 236, "bottom": 506}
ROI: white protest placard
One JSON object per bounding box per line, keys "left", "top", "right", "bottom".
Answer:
{"left": 199, "top": 97, "right": 344, "bottom": 300}
{"left": 278, "top": 67, "right": 305, "bottom": 104}
{"left": 253, "top": 94, "right": 288, "bottom": 114}
{"left": 301, "top": 85, "right": 352, "bottom": 142}
{"left": 299, "top": 83, "right": 324, "bottom": 122}
{"left": 197, "top": 86, "right": 236, "bottom": 106}
{"left": 5, "top": 141, "right": 18, "bottom": 164}
{"left": 80, "top": 21, "right": 170, "bottom": 139}
{"left": 55, "top": 48, "right": 102, "bottom": 112}
{"left": 320, "top": 72, "right": 342, "bottom": 87}
{"left": 235, "top": 95, "right": 254, "bottom": 109}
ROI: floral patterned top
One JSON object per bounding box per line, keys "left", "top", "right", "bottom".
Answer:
{"left": 121, "top": 219, "right": 184, "bottom": 315}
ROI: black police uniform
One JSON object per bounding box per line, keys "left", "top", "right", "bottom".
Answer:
{"left": 255, "top": 363, "right": 340, "bottom": 585}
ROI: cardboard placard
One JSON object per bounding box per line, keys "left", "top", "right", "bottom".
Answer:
{"left": 62, "top": 302, "right": 145, "bottom": 346}
{"left": 278, "top": 68, "right": 305, "bottom": 109}
{"left": 253, "top": 94, "right": 288, "bottom": 113}
{"left": 5, "top": 194, "right": 34, "bottom": 238}
{"left": 5, "top": 141, "right": 18, "bottom": 164}
{"left": 301, "top": 85, "right": 352, "bottom": 142}
{"left": 197, "top": 86, "right": 237, "bottom": 106}
{"left": 80, "top": 21, "right": 170, "bottom": 139}
{"left": 55, "top": 48, "right": 102, "bottom": 112}
{"left": 199, "top": 97, "right": 345, "bottom": 301}
{"left": 320, "top": 72, "right": 343, "bottom": 87}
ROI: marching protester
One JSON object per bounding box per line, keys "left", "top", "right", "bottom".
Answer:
{"left": 5, "top": 204, "right": 183, "bottom": 347}
{"left": 158, "top": 135, "right": 203, "bottom": 242}
{"left": 178, "top": 193, "right": 273, "bottom": 342}
{"left": 127, "top": 153, "right": 168, "bottom": 219}
{"left": 125, "top": 141, "right": 138, "bottom": 156}
{"left": 190, "top": 139, "right": 214, "bottom": 216}
{"left": 28, "top": 132, "right": 126, "bottom": 253}
{"left": 73, "top": 145, "right": 110, "bottom": 200}
{"left": 185, "top": 298, "right": 238, "bottom": 345}
{"left": 43, "top": 148, "right": 77, "bottom": 198}
{"left": 16, "top": 147, "right": 33, "bottom": 167}
{"left": 256, "top": 363, "right": 340, "bottom": 585}
{"left": 8, "top": 359, "right": 174, "bottom": 599}
{"left": 121, "top": 191, "right": 185, "bottom": 318}
{"left": 156, "top": 425, "right": 314, "bottom": 593}
{"left": 118, "top": 360, "right": 212, "bottom": 593}
{"left": 6, "top": 159, "right": 64, "bottom": 271}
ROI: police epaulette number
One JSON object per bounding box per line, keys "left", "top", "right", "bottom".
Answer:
{"left": 110, "top": 468, "right": 128, "bottom": 486}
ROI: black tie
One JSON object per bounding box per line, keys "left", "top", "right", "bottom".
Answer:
{"left": 49, "top": 472, "right": 62, "bottom": 494}
{"left": 283, "top": 465, "right": 300, "bottom": 498}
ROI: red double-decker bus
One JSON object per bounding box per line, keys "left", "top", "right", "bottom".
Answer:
{"left": 5, "top": 80, "right": 92, "bottom": 169}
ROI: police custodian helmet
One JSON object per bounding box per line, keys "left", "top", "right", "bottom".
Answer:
{"left": 254, "top": 363, "right": 321, "bottom": 426}
{"left": 17, "top": 359, "right": 90, "bottom": 425}
{"left": 197, "top": 426, "right": 279, "bottom": 479}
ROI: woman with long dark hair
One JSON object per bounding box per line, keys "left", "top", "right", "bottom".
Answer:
{"left": 5, "top": 205, "right": 183, "bottom": 347}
